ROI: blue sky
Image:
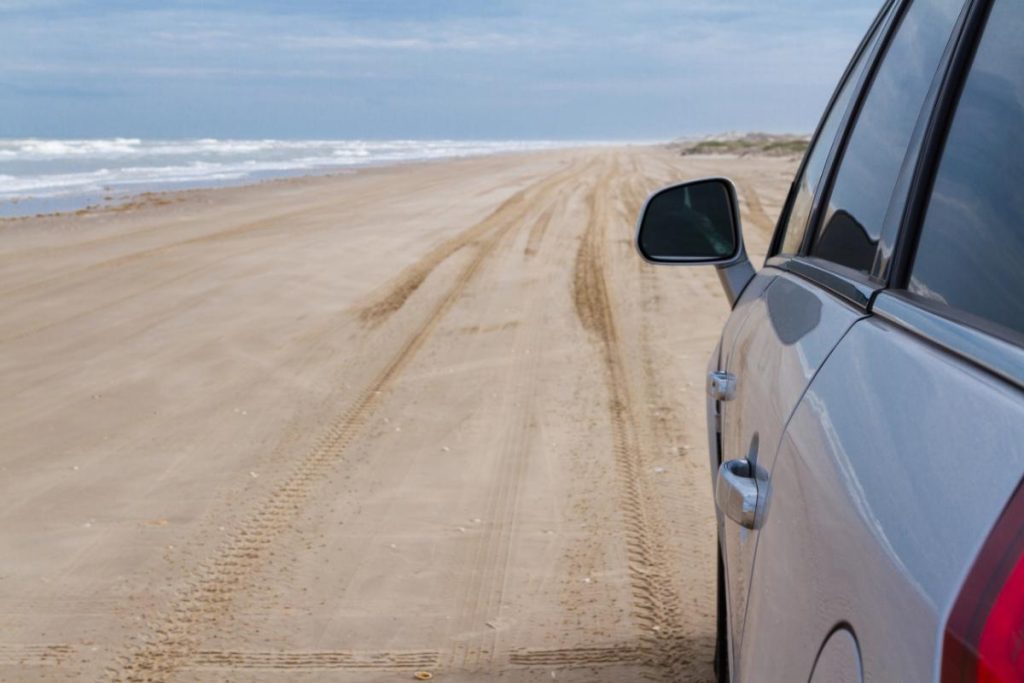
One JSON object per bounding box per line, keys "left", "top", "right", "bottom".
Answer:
{"left": 0, "top": 0, "right": 882, "bottom": 140}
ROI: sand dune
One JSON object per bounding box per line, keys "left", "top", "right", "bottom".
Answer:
{"left": 0, "top": 147, "right": 797, "bottom": 682}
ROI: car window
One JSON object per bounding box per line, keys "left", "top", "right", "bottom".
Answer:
{"left": 810, "top": 0, "right": 964, "bottom": 275}
{"left": 908, "top": 0, "right": 1024, "bottom": 340}
{"left": 776, "top": 7, "right": 891, "bottom": 256}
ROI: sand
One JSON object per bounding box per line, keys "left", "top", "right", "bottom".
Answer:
{"left": 0, "top": 147, "right": 797, "bottom": 682}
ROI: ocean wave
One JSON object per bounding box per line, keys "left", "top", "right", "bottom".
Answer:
{"left": 0, "top": 159, "right": 333, "bottom": 198}
{"left": 0, "top": 138, "right": 612, "bottom": 203}
{"left": 0, "top": 138, "right": 573, "bottom": 162}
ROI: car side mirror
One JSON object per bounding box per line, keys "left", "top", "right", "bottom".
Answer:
{"left": 635, "top": 177, "right": 755, "bottom": 306}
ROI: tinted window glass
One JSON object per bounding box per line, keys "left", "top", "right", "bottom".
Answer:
{"left": 778, "top": 10, "right": 890, "bottom": 256}
{"left": 909, "top": 0, "right": 1024, "bottom": 339}
{"left": 811, "top": 0, "right": 963, "bottom": 273}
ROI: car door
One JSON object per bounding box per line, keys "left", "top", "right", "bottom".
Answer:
{"left": 716, "top": 0, "right": 970, "bottom": 676}
{"left": 715, "top": 271, "right": 865, "bottom": 673}
{"left": 740, "top": 313, "right": 1024, "bottom": 682}
{"left": 710, "top": 2, "right": 899, "bottom": 672}
{"left": 736, "top": 0, "right": 1024, "bottom": 679}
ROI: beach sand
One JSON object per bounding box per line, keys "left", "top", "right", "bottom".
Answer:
{"left": 0, "top": 147, "right": 797, "bottom": 682}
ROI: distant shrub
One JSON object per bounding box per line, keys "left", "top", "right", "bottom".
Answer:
{"left": 676, "top": 133, "right": 809, "bottom": 158}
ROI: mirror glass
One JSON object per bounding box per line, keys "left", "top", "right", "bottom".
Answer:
{"left": 637, "top": 179, "right": 738, "bottom": 262}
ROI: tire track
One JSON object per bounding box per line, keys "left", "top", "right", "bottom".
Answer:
{"left": 523, "top": 204, "right": 557, "bottom": 257}
{"left": 356, "top": 191, "right": 524, "bottom": 326}
{"left": 186, "top": 649, "right": 439, "bottom": 671}
{"left": 509, "top": 644, "right": 643, "bottom": 667}
{"left": 735, "top": 179, "right": 774, "bottom": 237}
{"left": 0, "top": 644, "right": 76, "bottom": 667}
{"left": 445, "top": 174, "right": 585, "bottom": 674}
{"left": 617, "top": 157, "right": 718, "bottom": 681}
{"left": 107, "top": 164, "right": 581, "bottom": 683}
{"left": 359, "top": 162, "right": 583, "bottom": 326}
{"left": 572, "top": 154, "right": 692, "bottom": 681}
{"left": 446, "top": 336, "right": 534, "bottom": 673}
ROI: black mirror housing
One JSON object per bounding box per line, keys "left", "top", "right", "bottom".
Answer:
{"left": 635, "top": 177, "right": 755, "bottom": 306}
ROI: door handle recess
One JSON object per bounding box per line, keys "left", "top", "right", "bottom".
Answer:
{"left": 716, "top": 459, "right": 762, "bottom": 529}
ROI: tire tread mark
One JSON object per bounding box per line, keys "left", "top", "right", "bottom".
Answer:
{"left": 0, "top": 644, "right": 76, "bottom": 667}
{"left": 509, "top": 645, "right": 643, "bottom": 667}
{"left": 444, "top": 169, "right": 585, "bottom": 673}
{"left": 359, "top": 163, "right": 583, "bottom": 326}
{"left": 735, "top": 180, "right": 774, "bottom": 236}
{"left": 186, "top": 649, "right": 439, "bottom": 670}
{"left": 108, "top": 167, "right": 575, "bottom": 683}
{"left": 523, "top": 205, "right": 557, "bottom": 257}
{"left": 572, "top": 154, "right": 692, "bottom": 681}
{"left": 358, "top": 192, "right": 525, "bottom": 326}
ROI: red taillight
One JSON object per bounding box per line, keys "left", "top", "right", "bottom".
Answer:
{"left": 942, "top": 482, "right": 1024, "bottom": 682}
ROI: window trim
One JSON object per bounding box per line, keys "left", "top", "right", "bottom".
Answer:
{"left": 770, "top": 0, "right": 981, "bottom": 311}
{"left": 801, "top": 0, "right": 973, "bottom": 279}
{"left": 873, "top": 291, "right": 1024, "bottom": 390}
{"left": 767, "top": 0, "right": 900, "bottom": 261}
{"left": 795, "top": 0, "right": 913, "bottom": 260}
{"left": 767, "top": 0, "right": 1023, "bottom": 379}
{"left": 766, "top": 255, "right": 877, "bottom": 309}
{"left": 867, "top": 0, "right": 1024, "bottom": 379}
{"left": 873, "top": 0, "right": 983, "bottom": 281}
{"left": 886, "top": 0, "right": 994, "bottom": 290}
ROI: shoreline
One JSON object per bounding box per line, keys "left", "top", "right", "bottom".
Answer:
{"left": 0, "top": 143, "right": 810, "bottom": 226}
{"left": 0, "top": 140, "right": 662, "bottom": 221}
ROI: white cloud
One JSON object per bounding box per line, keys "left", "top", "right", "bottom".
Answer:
{"left": 0, "top": 0, "right": 882, "bottom": 137}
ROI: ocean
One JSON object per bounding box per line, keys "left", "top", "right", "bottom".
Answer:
{"left": 0, "top": 138, "right": 595, "bottom": 217}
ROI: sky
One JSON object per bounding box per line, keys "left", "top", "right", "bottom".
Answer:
{"left": 0, "top": 0, "right": 882, "bottom": 140}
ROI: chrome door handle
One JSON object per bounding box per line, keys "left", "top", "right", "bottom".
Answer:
{"left": 707, "top": 371, "right": 737, "bottom": 401}
{"left": 716, "top": 459, "right": 762, "bottom": 529}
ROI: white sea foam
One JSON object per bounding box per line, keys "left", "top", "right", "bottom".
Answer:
{"left": 0, "top": 138, "right": 616, "bottom": 210}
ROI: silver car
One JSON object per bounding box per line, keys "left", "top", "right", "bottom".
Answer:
{"left": 636, "top": 0, "right": 1024, "bottom": 680}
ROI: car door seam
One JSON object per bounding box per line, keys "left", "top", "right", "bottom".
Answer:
{"left": 734, "top": 312, "right": 871, "bottom": 672}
